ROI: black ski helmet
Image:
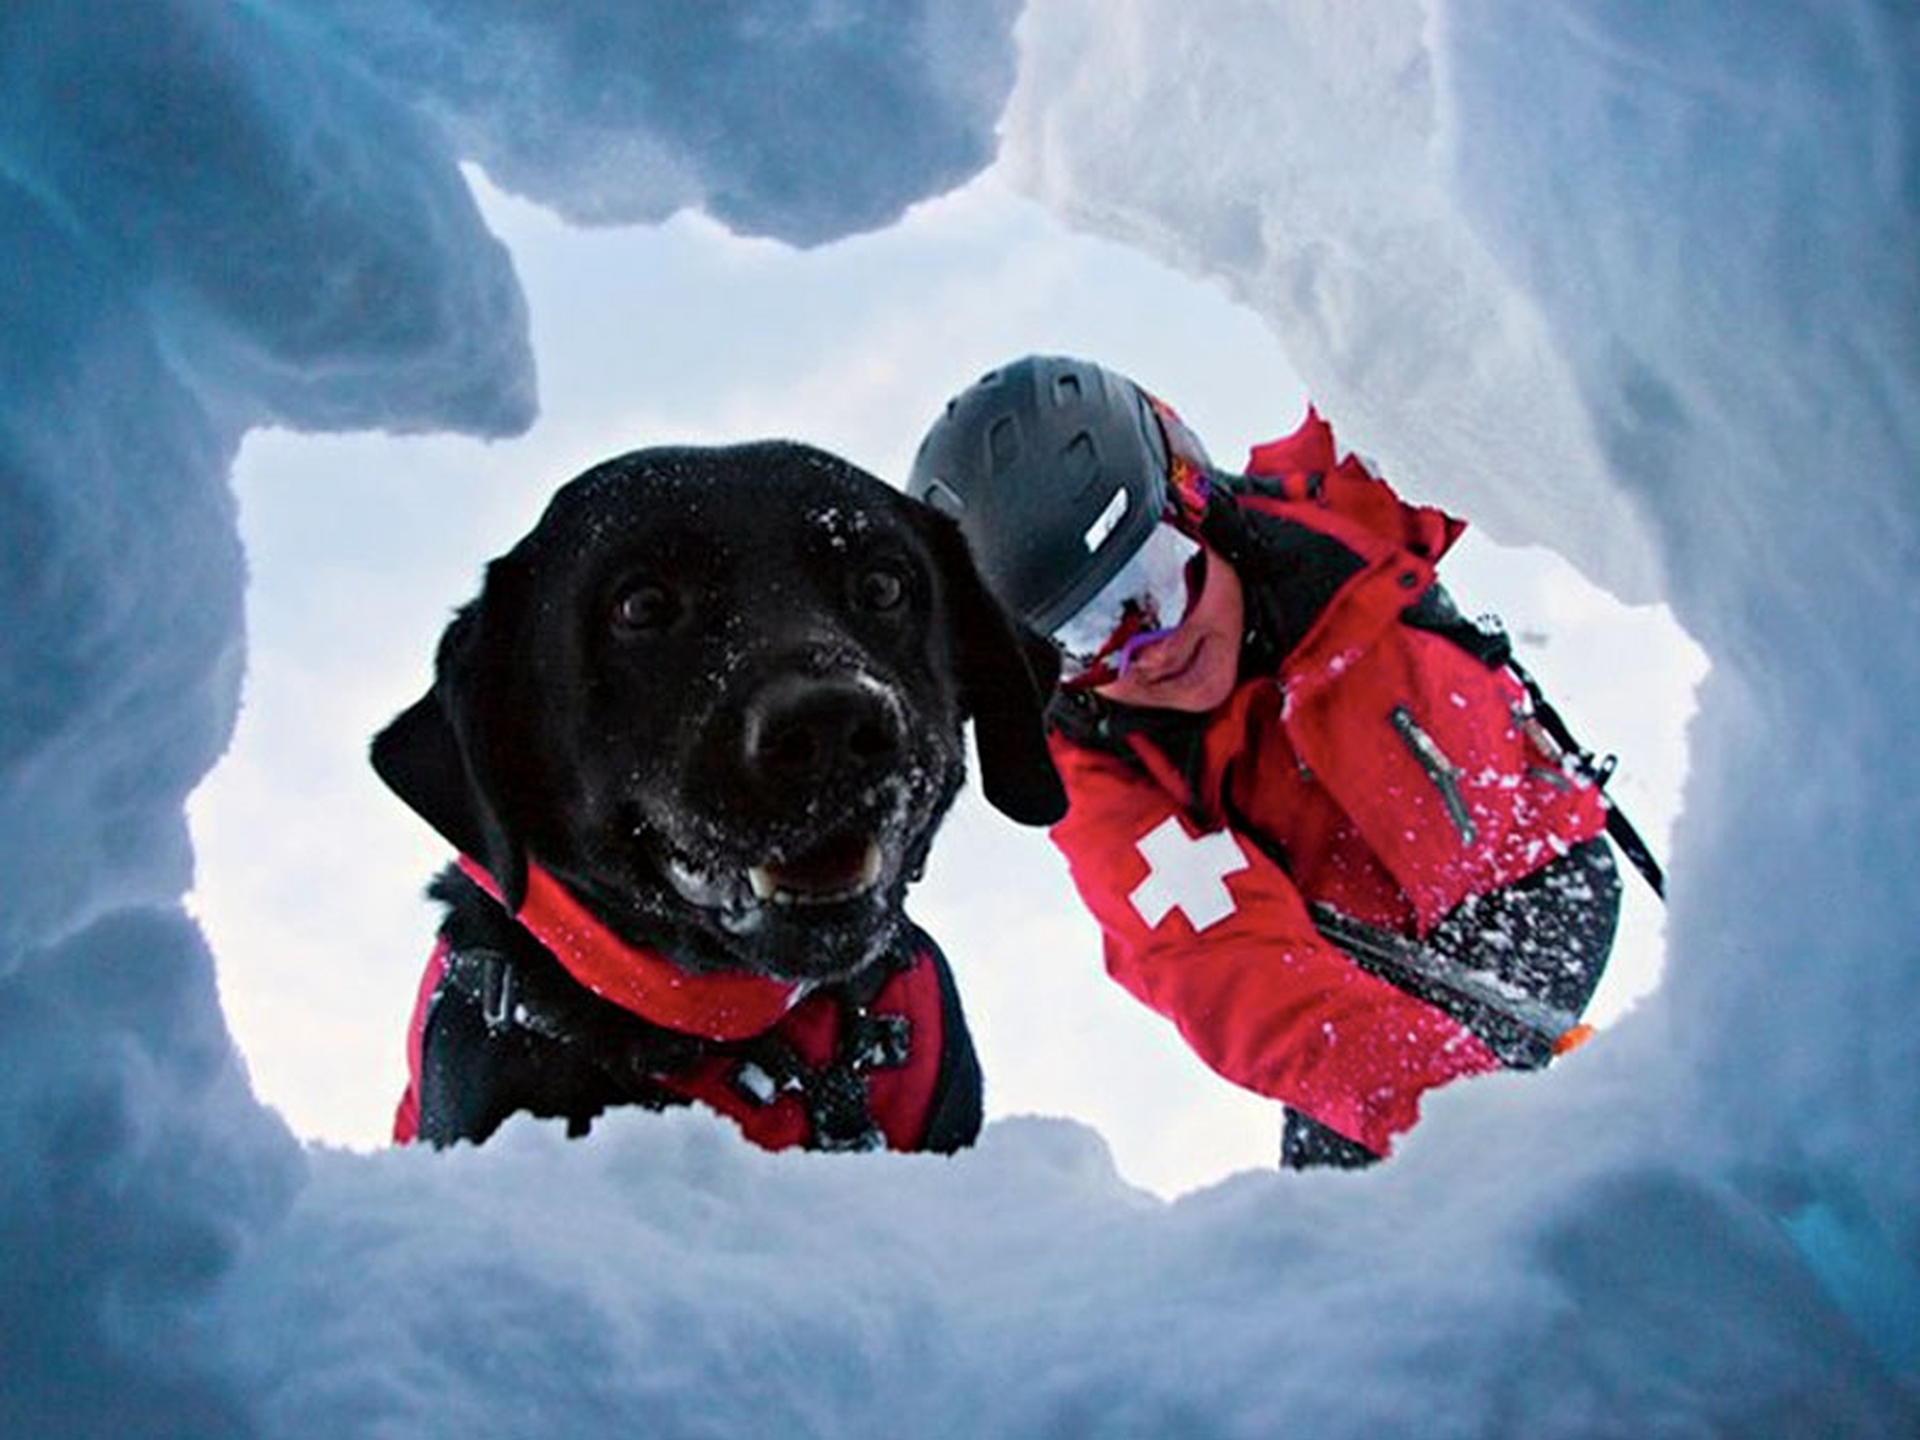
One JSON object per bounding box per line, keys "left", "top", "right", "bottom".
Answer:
{"left": 908, "top": 355, "right": 1207, "bottom": 635}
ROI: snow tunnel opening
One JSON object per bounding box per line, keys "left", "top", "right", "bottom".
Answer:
{"left": 184, "top": 170, "right": 1707, "bottom": 1199}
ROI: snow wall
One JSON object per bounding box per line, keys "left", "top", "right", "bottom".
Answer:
{"left": 1, "top": 1, "right": 1914, "bottom": 1434}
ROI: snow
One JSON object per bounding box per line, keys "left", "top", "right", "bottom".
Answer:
{"left": 3, "top": 1, "right": 1915, "bottom": 1435}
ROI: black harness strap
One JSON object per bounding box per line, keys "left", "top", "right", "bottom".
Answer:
{"left": 722, "top": 956, "right": 914, "bottom": 1151}
{"left": 438, "top": 941, "right": 914, "bottom": 1150}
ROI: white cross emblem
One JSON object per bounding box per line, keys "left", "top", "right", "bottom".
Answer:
{"left": 1129, "top": 816, "right": 1250, "bottom": 933}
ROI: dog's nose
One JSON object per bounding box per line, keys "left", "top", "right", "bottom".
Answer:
{"left": 741, "top": 674, "right": 904, "bottom": 783}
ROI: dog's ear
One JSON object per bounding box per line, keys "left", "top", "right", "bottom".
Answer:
{"left": 919, "top": 508, "right": 1069, "bottom": 826}
{"left": 370, "top": 585, "right": 530, "bottom": 911}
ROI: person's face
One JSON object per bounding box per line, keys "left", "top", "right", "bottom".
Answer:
{"left": 1092, "top": 544, "right": 1244, "bottom": 712}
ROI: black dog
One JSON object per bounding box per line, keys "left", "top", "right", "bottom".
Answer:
{"left": 372, "top": 445, "right": 1067, "bottom": 1159}
{"left": 374, "top": 442, "right": 1065, "bottom": 1153}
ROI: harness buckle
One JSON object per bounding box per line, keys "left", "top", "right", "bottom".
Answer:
{"left": 846, "top": 1010, "right": 912, "bottom": 1072}
{"left": 478, "top": 949, "right": 515, "bottom": 1031}
{"left": 730, "top": 1044, "right": 806, "bottom": 1110}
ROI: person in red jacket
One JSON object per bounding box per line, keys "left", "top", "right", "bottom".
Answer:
{"left": 909, "top": 356, "right": 1621, "bottom": 1167}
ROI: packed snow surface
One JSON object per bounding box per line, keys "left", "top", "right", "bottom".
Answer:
{"left": 2, "top": 0, "right": 1914, "bottom": 1434}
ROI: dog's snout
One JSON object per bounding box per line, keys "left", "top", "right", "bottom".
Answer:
{"left": 742, "top": 674, "right": 903, "bottom": 783}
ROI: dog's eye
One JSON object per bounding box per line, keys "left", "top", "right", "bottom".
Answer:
{"left": 610, "top": 581, "right": 679, "bottom": 635}
{"left": 854, "top": 563, "right": 907, "bottom": 614}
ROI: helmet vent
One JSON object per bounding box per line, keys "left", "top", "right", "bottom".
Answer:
{"left": 988, "top": 415, "right": 1020, "bottom": 471}
{"left": 1082, "top": 488, "right": 1129, "bottom": 553}
{"left": 1053, "top": 373, "right": 1082, "bottom": 403}
{"left": 1063, "top": 432, "right": 1098, "bottom": 486}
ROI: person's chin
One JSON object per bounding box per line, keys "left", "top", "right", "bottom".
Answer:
{"left": 1140, "top": 637, "right": 1234, "bottom": 711}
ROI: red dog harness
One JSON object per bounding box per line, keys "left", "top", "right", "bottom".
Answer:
{"left": 394, "top": 857, "right": 955, "bottom": 1153}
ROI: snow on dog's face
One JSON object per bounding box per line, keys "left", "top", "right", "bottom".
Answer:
{"left": 374, "top": 442, "right": 1063, "bottom": 984}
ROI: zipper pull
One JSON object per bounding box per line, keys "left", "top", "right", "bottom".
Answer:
{"left": 1390, "top": 706, "right": 1477, "bottom": 845}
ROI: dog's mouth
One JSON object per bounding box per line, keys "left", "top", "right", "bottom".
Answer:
{"left": 746, "top": 831, "right": 884, "bottom": 906}
{"left": 653, "top": 818, "right": 902, "bottom": 931}
{"left": 615, "top": 755, "right": 960, "bottom": 981}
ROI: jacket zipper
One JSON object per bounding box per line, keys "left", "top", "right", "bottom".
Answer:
{"left": 1390, "top": 706, "right": 1476, "bottom": 845}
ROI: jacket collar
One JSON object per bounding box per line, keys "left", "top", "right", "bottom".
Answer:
{"left": 456, "top": 855, "right": 801, "bottom": 1042}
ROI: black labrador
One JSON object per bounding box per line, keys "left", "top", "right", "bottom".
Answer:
{"left": 374, "top": 442, "right": 1065, "bottom": 1153}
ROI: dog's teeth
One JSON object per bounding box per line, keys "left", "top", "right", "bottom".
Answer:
{"left": 745, "top": 840, "right": 884, "bottom": 907}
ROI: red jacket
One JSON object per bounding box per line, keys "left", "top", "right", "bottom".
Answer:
{"left": 1046, "top": 410, "right": 1609, "bottom": 1154}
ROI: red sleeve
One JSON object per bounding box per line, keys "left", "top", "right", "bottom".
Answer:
{"left": 1048, "top": 738, "right": 1499, "bottom": 1155}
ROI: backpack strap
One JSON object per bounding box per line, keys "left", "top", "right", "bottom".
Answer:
{"left": 1415, "top": 609, "right": 1669, "bottom": 902}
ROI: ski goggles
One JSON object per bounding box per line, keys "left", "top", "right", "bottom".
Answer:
{"left": 1053, "top": 521, "right": 1203, "bottom": 687}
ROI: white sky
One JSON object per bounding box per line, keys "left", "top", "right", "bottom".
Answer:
{"left": 187, "top": 166, "right": 1703, "bottom": 1198}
